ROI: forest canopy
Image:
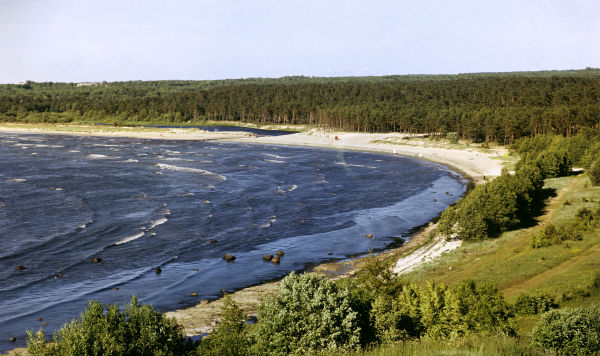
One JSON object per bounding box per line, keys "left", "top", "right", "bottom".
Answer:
{"left": 1, "top": 69, "right": 599, "bottom": 144}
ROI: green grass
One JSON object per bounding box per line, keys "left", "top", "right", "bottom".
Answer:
{"left": 344, "top": 335, "right": 542, "bottom": 356}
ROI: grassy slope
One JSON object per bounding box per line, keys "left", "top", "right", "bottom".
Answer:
{"left": 358, "top": 172, "right": 600, "bottom": 355}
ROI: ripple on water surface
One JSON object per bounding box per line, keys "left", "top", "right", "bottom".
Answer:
{"left": 0, "top": 133, "right": 465, "bottom": 352}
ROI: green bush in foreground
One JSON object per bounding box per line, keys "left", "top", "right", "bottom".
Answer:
{"left": 251, "top": 272, "right": 361, "bottom": 355}
{"left": 371, "top": 281, "right": 515, "bottom": 342}
{"left": 532, "top": 305, "right": 600, "bottom": 355}
{"left": 27, "top": 296, "right": 192, "bottom": 356}
{"left": 195, "top": 295, "right": 251, "bottom": 356}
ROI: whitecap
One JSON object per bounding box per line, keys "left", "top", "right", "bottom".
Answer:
{"left": 87, "top": 154, "right": 120, "bottom": 160}
{"left": 335, "top": 161, "right": 376, "bottom": 169}
{"left": 68, "top": 150, "right": 80, "bottom": 153}
{"left": 79, "top": 220, "right": 93, "bottom": 229}
{"left": 115, "top": 232, "right": 145, "bottom": 245}
{"left": 287, "top": 185, "right": 297, "bottom": 192}
{"left": 147, "top": 217, "right": 168, "bottom": 230}
{"left": 5, "top": 178, "right": 27, "bottom": 183}
{"left": 180, "top": 192, "right": 195, "bottom": 197}
{"left": 265, "top": 159, "right": 286, "bottom": 164}
{"left": 154, "top": 163, "right": 226, "bottom": 182}
{"left": 263, "top": 153, "right": 290, "bottom": 159}
{"left": 120, "top": 159, "right": 139, "bottom": 163}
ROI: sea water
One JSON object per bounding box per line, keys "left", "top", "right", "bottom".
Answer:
{"left": 0, "top": 132, "right": 465, "bottom": 350}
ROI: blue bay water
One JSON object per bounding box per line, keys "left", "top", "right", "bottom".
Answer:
{"left": 0, "top": 132, "right": 465, "bottom": 351}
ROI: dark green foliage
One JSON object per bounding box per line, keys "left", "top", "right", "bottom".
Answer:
{"left": 438, "top": 165, "right": 544, "bottom": 241}
{"left": 371, "top": 281, "right": 514, "bottom": 342}
{"left": 533, "top": 149, "right": 571, "bottom": 178}
{"left": 26, "top": 296, "right": 192, "bottom": 355}
{"left": 588, "top": 158, "right": 600, "bottom": 186}
{"left": 446, "top": 132, "right": 459, "bottom": 144}
{"left": 195, "top": 295, "right": 251, "bottom": 356}
{"left": 513, "top": 293, "right": 557, "bottom": 315}
{"left": 532, "top": 305, "right": 600, "bottom": 355}
{"left": 2, "top": 70, "right": 600, "bottom": 141}
{"left": 252, "top": 272, "right": 361, "bottom": 355}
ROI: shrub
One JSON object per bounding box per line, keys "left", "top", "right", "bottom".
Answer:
{"left": 446, "top": 132, "right": 459, "bottom": 144}
{"left": 27, "top": 296, "right": 192, "bottom": 355}
{"left": 532, "top": 305, "right": 600, "bottom": 355}
{"left": 196, "top": 295, "right": 251, "bottom": 356}
{"left": 371, "top": 281, "right": 514, "bottom": 342}
{"left": 534, "top": 149, "right": 571, "bottom": 178}
{"left": 513, "top": 292, "right": 557, "bottom": 315}
{"left": 252, "top": 272, "right": 361, "bottom": 354}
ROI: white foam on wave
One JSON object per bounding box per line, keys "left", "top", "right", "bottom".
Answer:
{"left": 79, "top": 220, "right": 93, "bottom": 229}
{"left": 158, "top": 157, "right": 194, "bottom": 162}
{"left": 121, "top": 159, "right": 139, "bottom": 163}
{"left": 148, "top": 217, "right": 168, "bottom": 230}
{"left": 87, "top": 154, "right": 121, "bottom": 160}
{"left": 34, "top": 144, "right": 64, "bottom": 148}
{"left": 263, "top": 153, "right": 290, "bottom": 159}
{"left": 265, "top": 159, "right": 286, "bottom": 164}
{"left": 155, "top": 163, "right": 226, "bottom": 182}
{"left": 335, "top": 161, "right": 376, "bottom": 169}
{"left": 68, "top": 150, "right": 80, "bottom": 153}
{"left": 116, "top": 232, "right": 145, "bottom": 245}
{"left": 6, "top": 178, "right": 27, "bottom": 183}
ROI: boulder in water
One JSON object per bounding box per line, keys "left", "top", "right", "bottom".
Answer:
{"left": 224, "top": 254, "right": 236, "bottom": 262}
{"left": 276, "top": 250, "right": 285, "bottom": 257}
{"left": 365, "top": 233, "right": 373, "bottom": 238}
{"left": 155, "top": 267, "right": 162, "bottom": 274}
{"left": 262, "top": 254, "right": 273, "bottom": 262}
{"left": 272, "top": 256, "right": 281, "bottom": 264}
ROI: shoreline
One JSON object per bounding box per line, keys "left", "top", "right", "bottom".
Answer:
{"left": 0, "top": 123, "right": 508, "bottom": 338}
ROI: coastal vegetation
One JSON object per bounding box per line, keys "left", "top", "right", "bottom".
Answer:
{"left": 8, "top": 71, "right": 600, "bottom": 354}
{"left": 2, "top": 69, "right": 600, "bottom": 143}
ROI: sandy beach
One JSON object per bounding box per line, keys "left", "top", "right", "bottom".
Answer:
{"left": 0, "top": 123, "right": 509, "bottom": 338}
{"left": 0, "top": 123, "right": 508, "bottom": 184}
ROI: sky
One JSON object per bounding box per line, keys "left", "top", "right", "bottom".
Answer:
{"left": 1, "top": 0, "right": 599, "bottom": 83}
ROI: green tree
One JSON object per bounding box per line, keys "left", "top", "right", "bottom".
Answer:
{"left": 27, "top": 296, "right": 191, "bottom": 356}
{"left": 252, "top": 272, "right": 361, "bottom": 355}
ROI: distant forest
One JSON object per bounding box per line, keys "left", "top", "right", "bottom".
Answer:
{"left": 1, "top": 69, "right": 599, "bottom": 144}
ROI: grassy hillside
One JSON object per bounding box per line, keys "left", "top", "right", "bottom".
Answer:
{"left": 361, "top": 172, "right": 600, "bottom": 355}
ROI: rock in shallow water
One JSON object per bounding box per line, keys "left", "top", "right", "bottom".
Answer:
{"left": 224, "top": 253, "right": 236, "bottom": 262}
{"left": 262, "top": 254, "right": 273, "bottom": 262}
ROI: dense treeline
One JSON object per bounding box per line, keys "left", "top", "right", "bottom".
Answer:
{"left": 2, "top": 69, "right": 600, "bottom": 144}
